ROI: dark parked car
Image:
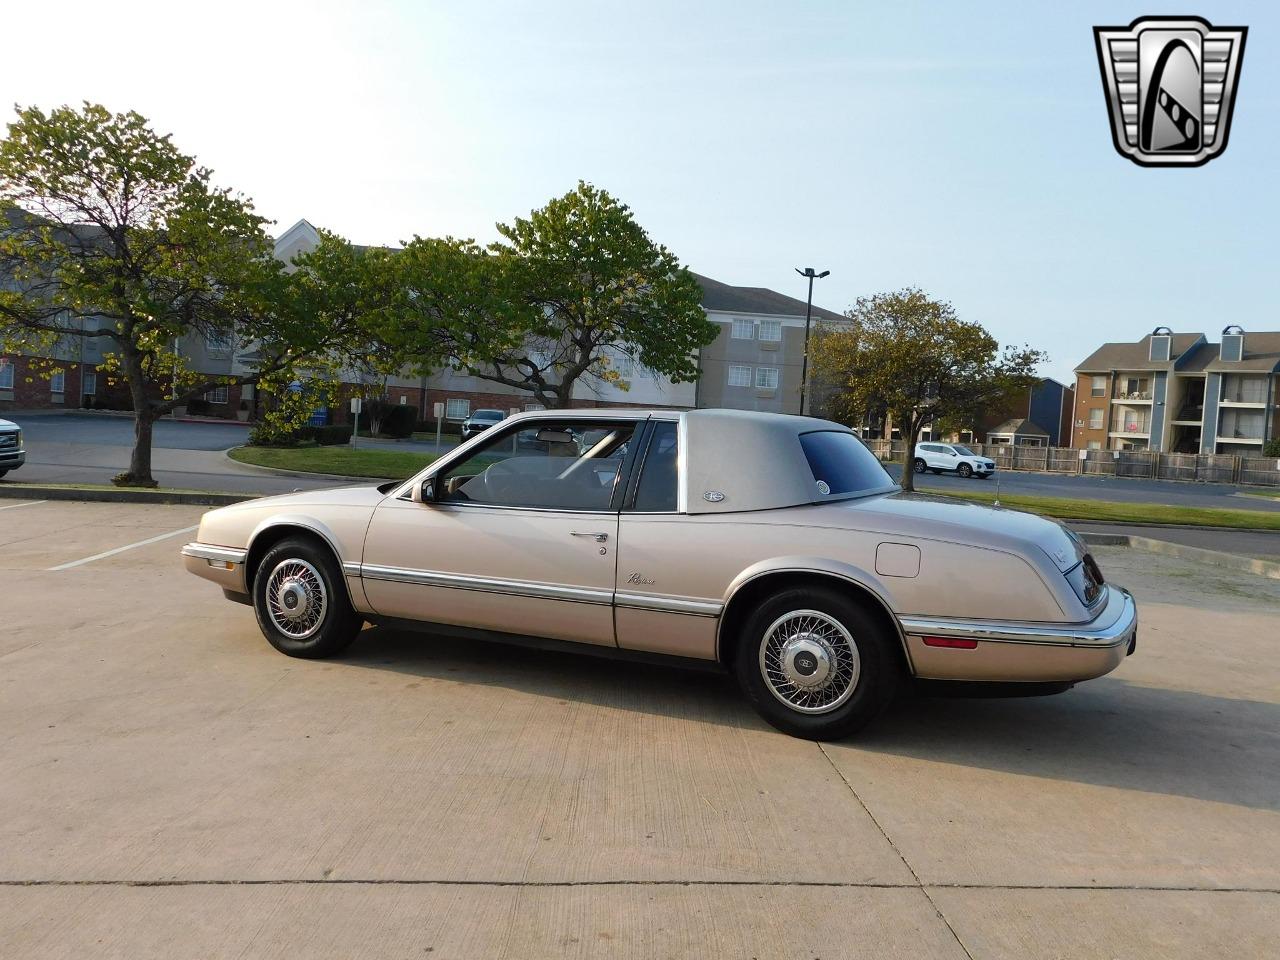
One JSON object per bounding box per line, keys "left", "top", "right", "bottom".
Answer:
{"left": 461, "top": 408, "right": 505, "bottom": 441}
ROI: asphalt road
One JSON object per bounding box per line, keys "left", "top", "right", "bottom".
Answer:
{"left": 1, "top": 500, "right": 1276, "bottom": 957}
{"left": 885, "top": 462, "right": 1280, "bottom": 513}
{"left": 5, "top": 412, "right": 339, "bottom": 494}
{"left": 7, "top": 411, "right": 1280, "bottom": 515}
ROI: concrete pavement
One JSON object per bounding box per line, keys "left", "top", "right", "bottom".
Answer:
{"left": 0, "top": 500, "right": 1276, "bottom": 957}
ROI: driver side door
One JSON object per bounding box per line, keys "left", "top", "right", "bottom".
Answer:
{"left": 360, "top": 417, "right": 640, "bottom": 647}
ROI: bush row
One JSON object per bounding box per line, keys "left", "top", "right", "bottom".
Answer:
{"left": 248, "top": 423, "right": 353, "bottom": 447}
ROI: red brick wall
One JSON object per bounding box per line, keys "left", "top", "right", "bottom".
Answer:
{"left": 0, "top": 354, "right": 88, "bottom": 410}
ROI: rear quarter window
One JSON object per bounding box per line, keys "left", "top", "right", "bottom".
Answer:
{"left": 799, "top": 431, "right": 893, "bottom": 496}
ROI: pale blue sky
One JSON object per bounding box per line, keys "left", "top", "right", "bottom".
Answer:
{"left": 2, "top": 1, "right": 1274, "bottom": 382}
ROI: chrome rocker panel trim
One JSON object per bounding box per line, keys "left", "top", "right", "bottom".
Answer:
{"left": 899, "top": 585, "right": 1136, "bottom": 649}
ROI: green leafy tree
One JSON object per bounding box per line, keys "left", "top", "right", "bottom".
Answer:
{"left": 812, "top": 288, "right": 1045, "bottom": 491}
{"left": 0, "top": 103, "right": 356, "bottom": 485}
{"left": 387, "top": 182, "right": 717, "bottom": 408}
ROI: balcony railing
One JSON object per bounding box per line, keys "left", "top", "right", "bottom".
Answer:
{"left": 1110, "top": 417, "right": 1150, "bottom": 434}
{"left": 1113, "top": 390, "right": 1153, "bottom": 401}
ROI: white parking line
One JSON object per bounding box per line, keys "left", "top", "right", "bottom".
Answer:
{"left": 48, "top": 525, "right": 198, "bottom": 571}
{"left": 0, "top": 500, "right": 49, "bottom": 512}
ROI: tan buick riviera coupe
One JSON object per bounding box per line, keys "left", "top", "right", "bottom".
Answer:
{"left": 183, "top": 409, "right": 1137, "bottom": 740}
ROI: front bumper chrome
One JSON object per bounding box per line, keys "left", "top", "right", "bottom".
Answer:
{"left": 900, "top": 585, "right": 1137, "bottom": 683}
{"left": 181, "top": 542, "right": 249, "bottom": 593}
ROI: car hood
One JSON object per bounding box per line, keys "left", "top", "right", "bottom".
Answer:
{"left": 220, "top": 483, "right": 391, "bottom": 514}
{"left": 0, "top": 418, "right": 17, "bottom": 429}
{"left": 783, "top": 491, "right": 1086, "bottom": 572}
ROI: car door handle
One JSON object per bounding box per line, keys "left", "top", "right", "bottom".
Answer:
{"left": 570, "top": 531, "right": 609, "bottom": 543}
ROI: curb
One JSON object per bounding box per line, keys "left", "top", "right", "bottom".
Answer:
{"left": 1079, "top": 532, "right": 1280, "bottom": 581}
{"left": 1065, "top": 519, "right": 1280, "bottom": 535}
{"left": 220, "top": 449, "right": 391, "bottom": 484}
{"left": 0, "top": 484, "right": 253, "bottom": 507}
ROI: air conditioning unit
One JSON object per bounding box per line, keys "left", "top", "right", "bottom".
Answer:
{"left": 1076, "top": 419, "right": 1084, "bottom": 427}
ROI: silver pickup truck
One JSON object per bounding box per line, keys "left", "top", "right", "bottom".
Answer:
{"left": 0, "top": 418, "right": 25, "bottom": 477}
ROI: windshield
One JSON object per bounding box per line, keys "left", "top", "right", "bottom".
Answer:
{"left": 952, "top": 445, "right": 976, "bottom": 456}
{"left": 798, "top": 431, "right": 894, "bottom": 496}
{"left": 473, "top": 410, "right": 504, "bottom": 421}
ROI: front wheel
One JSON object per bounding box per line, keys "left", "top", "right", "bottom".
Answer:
{"left": 733, "top": 586, "right": 901, "bottom": 740}
{"left": 957, "top": 463, "right": 973, "bottom": 479}
{"left": 912, "top": 458, "right": 926, "bottom": 474}
{"left": 253, "top": 537, "right": 363, "bottom": 658}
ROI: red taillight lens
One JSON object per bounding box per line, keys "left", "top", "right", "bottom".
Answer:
{"left": 922, "top": 636, "right": 979, "bottom": 649}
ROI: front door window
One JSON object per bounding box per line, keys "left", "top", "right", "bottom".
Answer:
{"left": 437, "top": 420, "right": 635, "bottom": 512}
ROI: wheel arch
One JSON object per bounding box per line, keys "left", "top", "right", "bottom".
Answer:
{"left": 715, "top": 560, "right": 914, "bottom": 677}
{"left": 244, "top": 517, "right": 361, "bottom": 609}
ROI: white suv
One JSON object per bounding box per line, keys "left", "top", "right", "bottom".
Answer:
{"left": 913, "top": 442, "right": 995, "bottom": 479}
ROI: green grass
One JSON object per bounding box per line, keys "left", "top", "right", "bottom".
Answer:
{"left": 924, "top": 488, "right": 1280, "bottom": 530}
{"left": 0, "top": 481, "right": 243, "bottom": 496}
{"left": 229, "top": 445, "right": 439, "bottom": 479}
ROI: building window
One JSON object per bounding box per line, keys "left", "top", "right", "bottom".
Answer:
{"left": 83, "top": 371, "right": 97, "bottom": 395}
{"left": 727, "top": 365, "right": 752, "bottom": 387}
{"left": 755, "top": 367, "right": 779, "bottom": 390}
{"left": 205, "top": 385, "right": 229, "bottom": 404}
{"left": 1087, "top": 440, "right": 1101, "bottom": 450}
{"left": 206, "top": 329, "right": 233, "bottom": 353}
{"left": 1090, "top": 376, "right": 1106, "bottom": 397}
{"left": 612, "top": 353, "right": 634, "bottom": 378}
{"left": 1221, "top": 373, "right": 1266, "bottom": 404}
{"left": 445, "top": 398, "right": 470, "bottom": 420}
{"left": 758, "top": 320, "right": 782, "bottom": 342}
{"left": 50, "top": 370, "right": 66, "bottom": 395}
{"left": 731, "top": 318, "right": 755, "bottom": 340}
{"left": 0, "top": 359, "right": 13, "bottom": 390}
{"left": 1088, "top": 408, "right": 1104, "bottom": 429}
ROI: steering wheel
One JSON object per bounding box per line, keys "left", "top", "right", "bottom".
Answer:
{"left": 479, "top": 460, "right": 527, "bottom": 503}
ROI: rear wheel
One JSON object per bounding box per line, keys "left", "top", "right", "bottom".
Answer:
{"left": 912, "top": 458, "right": 926, "bottom": 474}
{"left": 253, "top": 537, "right": 362, "bottom": 658}
{"left": 733, "top": 586, "right": 901, "bottom": 740}
{"left": 957, "top": 463, "right": 973, "bottom": 479}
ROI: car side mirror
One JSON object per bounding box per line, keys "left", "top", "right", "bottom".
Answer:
{"left": 411, "top": 478, "right": 437, "bottom": 504}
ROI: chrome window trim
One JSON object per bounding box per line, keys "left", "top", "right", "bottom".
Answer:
{"left": 900, "top": 586, "right": 1135, "bottom": 649}
{"left": 181, "top": 543, "right": 247, "bottom": 565}
{"left": 675, "top": 413, "right": 689, "bottom": 514}
{"left": 355, "top": 564, "right": 614, "bottom": 606}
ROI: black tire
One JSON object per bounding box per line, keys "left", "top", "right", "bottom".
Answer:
{"left": 0, "top": 469, "right": 7, "bottom": 479}
{"left": 732, "top": 586, "right": 902, "bottom": 740}
{"left": 912, "top": 458, "right": 926, "bottom": 474}
{"left": 957, "top": 463, "right": 973, "bottom": 479}
{"left": 252, "top": 536, "right": 362, "bottom": 658}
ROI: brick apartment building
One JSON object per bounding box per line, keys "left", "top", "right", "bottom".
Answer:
{"left": 1072, "top": 327, "right": 1280, "bottom": 454}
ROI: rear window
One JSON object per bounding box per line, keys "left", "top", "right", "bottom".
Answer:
{"left": 799, "top": 431, "right": 893, "bottom": 496}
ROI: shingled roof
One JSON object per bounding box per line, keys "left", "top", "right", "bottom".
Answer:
{"left": 1075, "top": 333, "right": 1206, "bottom": 372}
{"left": 1077, "top": 331, "right": 1280, "bottom": 374}
{"left": 693, "top": 272, "right": 846, "bottom": 324}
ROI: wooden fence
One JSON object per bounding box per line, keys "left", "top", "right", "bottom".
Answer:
{"left": 864, "top": 440, "right": 1280, "bottom": 488}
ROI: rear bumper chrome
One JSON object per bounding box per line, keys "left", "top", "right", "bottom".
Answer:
{"left": 900, "top": 585, "right": 1136, "bottom": 683}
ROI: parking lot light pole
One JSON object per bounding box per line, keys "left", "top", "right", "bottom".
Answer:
{"left": 795, "top": 267, "right": 830, "bottom": 416}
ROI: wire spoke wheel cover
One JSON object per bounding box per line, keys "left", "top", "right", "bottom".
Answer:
{"left": 758, "top": 609, "right": 860, "bottom": 714}
{"left": 265, "top": 558, "right": 328, "bottom": 640}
